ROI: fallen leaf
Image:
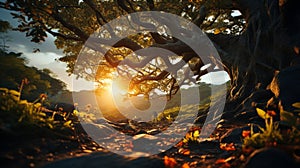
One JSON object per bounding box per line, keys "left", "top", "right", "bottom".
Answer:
{"left": 82, "top": 149, "right": 93, "bottom": 153}
{"left": 242, "top": 130, "right": 251, "bottom": 138}
{"left": 181, "top": 163, "right": 190, "bottom": 168}
{"left": 214, "top": 28, "right": 221, "bottom": 34}
{"left": 175, "top": 141, "right": 184, "bottom": 147}
{"left": 178, "top": 148, "right": 190, "bottom": 155}
{"left": 164, "top": 156, "right": 177, "bottom": 168}
{"left": 215, "top": 159, "right": 231, "bottom": 168}
{"left": 215, "top": 159, "right": 227, "bottom": 164}
{"left": 220, "top": 143, "right": 236, "bottom": 151}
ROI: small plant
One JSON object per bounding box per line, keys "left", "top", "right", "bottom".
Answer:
{"left": 280, "top": 102, "right": 300, "bottom": 129}
{"left": 182, "top": 128, "right": 200, "bottom": 144}
{"left": 242, "top": 105, "right": 300, "bottom": 151}
{"left": 0, "top": 87, "right": 74, "bottom": 131}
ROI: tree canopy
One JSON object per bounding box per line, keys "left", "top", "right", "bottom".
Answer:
{"left": 1, "top": 0, "right": 299, "bottom": 102}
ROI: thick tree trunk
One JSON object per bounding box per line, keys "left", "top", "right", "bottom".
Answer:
{"left": 211, "top": 0, "right": 300, "bottom": 112}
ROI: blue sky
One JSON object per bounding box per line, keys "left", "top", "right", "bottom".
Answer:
{"left": 0, "top": 8, "right": 229, "bottom": 92}
{"left": 0, "top": 8, "right": 95, "bottom": 91}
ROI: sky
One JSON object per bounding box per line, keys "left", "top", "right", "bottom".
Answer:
{"left": 0, "top": 8, "right": 229, "bottom": 92}
{"left": 0, "top": 8, "right": 95, "bottom": 91}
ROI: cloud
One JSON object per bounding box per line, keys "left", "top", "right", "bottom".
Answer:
{"left": 22, "top": 51, "right": 95, "bottom": 91}
{"left": 43, "top": 62, "right": 95, "bottom": 91}
{"left": 0, "top": 9, "right": 94, "bottom": 91}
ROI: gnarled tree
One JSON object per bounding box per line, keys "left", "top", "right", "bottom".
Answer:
{"left": 1, "top": 0, "right": 299, "bottom": 117}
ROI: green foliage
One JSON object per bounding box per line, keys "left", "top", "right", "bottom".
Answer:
{"left": 0, "top": 0, "right": 243, "bottom": 93}
{"left": 243, "top": 117, "right": 283, "bottom": 149}
{"left": 0, "top": 51, "right": 66, "bottom": 101}
{"left": 279, "top": 103, "right": 300, "bottom": 128}
{"left": 0, "top": 20, "right": 11, "bottom": 51}
{"left": 242, "top": 107, "right": 300, "bottom": 150}
{"left": 0, "top": 19, "right": 11, "bottom": 32}
{"left": 0, "top": 88, "right": 74, "bottom": 133}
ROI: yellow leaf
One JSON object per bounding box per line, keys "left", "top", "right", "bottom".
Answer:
{"left": 193, "top": 130, "right": 200, "bottom": 138}
{"left": 34, "top": 103, "right": 41, "bottom": 108}
{"left": 64, "top": 120, "right": 72, "bottom": 127}
{"left": 9, "top": 90, "right": 20, "bottom": 96}
{"left": 292, "top": 102, "right": 300, "bottom": 109}
{"left": 38, "top": 112, "right": 46, "bottom": 117}
{"left": 73, "top": 110, "right": 79, "bottom": 116}
{"left": 0, "top": 88, "right": 8, "bottom": 93}
{"left": 19, "top": 100, "right": 28, "bottom": 104}
{"left": 214, "top": 29, "right": 221, "bottom": 34}
{"left": 48, "top": 123, "right": 53, "bottom": 129}
{"left": 256, "top": 108, "right": 270, "bottom": 119}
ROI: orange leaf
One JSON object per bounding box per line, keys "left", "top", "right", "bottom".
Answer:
{"left": 164, "top": 156, "right": 177, "bottom": 168}
{"left": 215, "top": 159, "right": 227, "bottom": 164}
{"left": 220, "top": 143, "right": 236, "bottom": 151}
{"left": 181, "top": 163, "right": 190, "bottom": 168}
{"left": 215, "top": 159, "right": 231, "bottom": 168}
{"left": 242, "top": 130, "right": 251, "bottom": 138}
{"left": 175, "top": 141, "right": 184, "bottom": 147}
{"left": 178, "top": 148, "right": 191, "bottom": 155}
{"left": 267, "top": 110, "right": 276, "bottom": 117}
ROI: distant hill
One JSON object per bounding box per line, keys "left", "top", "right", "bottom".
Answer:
{"left": 50, "top": 83, "right": 229, "bottom": 116}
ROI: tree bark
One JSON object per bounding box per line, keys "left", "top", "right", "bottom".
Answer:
{"left": 210, "top": 0, "right": 300, "bottom": 111}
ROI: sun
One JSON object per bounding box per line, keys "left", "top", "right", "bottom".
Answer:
{"left": 109, "top": 78, "right": 129, "bottom": 97}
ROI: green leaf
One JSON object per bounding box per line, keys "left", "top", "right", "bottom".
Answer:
{"left": 292, "top": 102, "right": 300, "bottom": 109}
{"left": 280, "top": 111, "right": 297, "bottom": 126}
{"left": 256, "top": 108, "right": 271, "bottom": 119}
